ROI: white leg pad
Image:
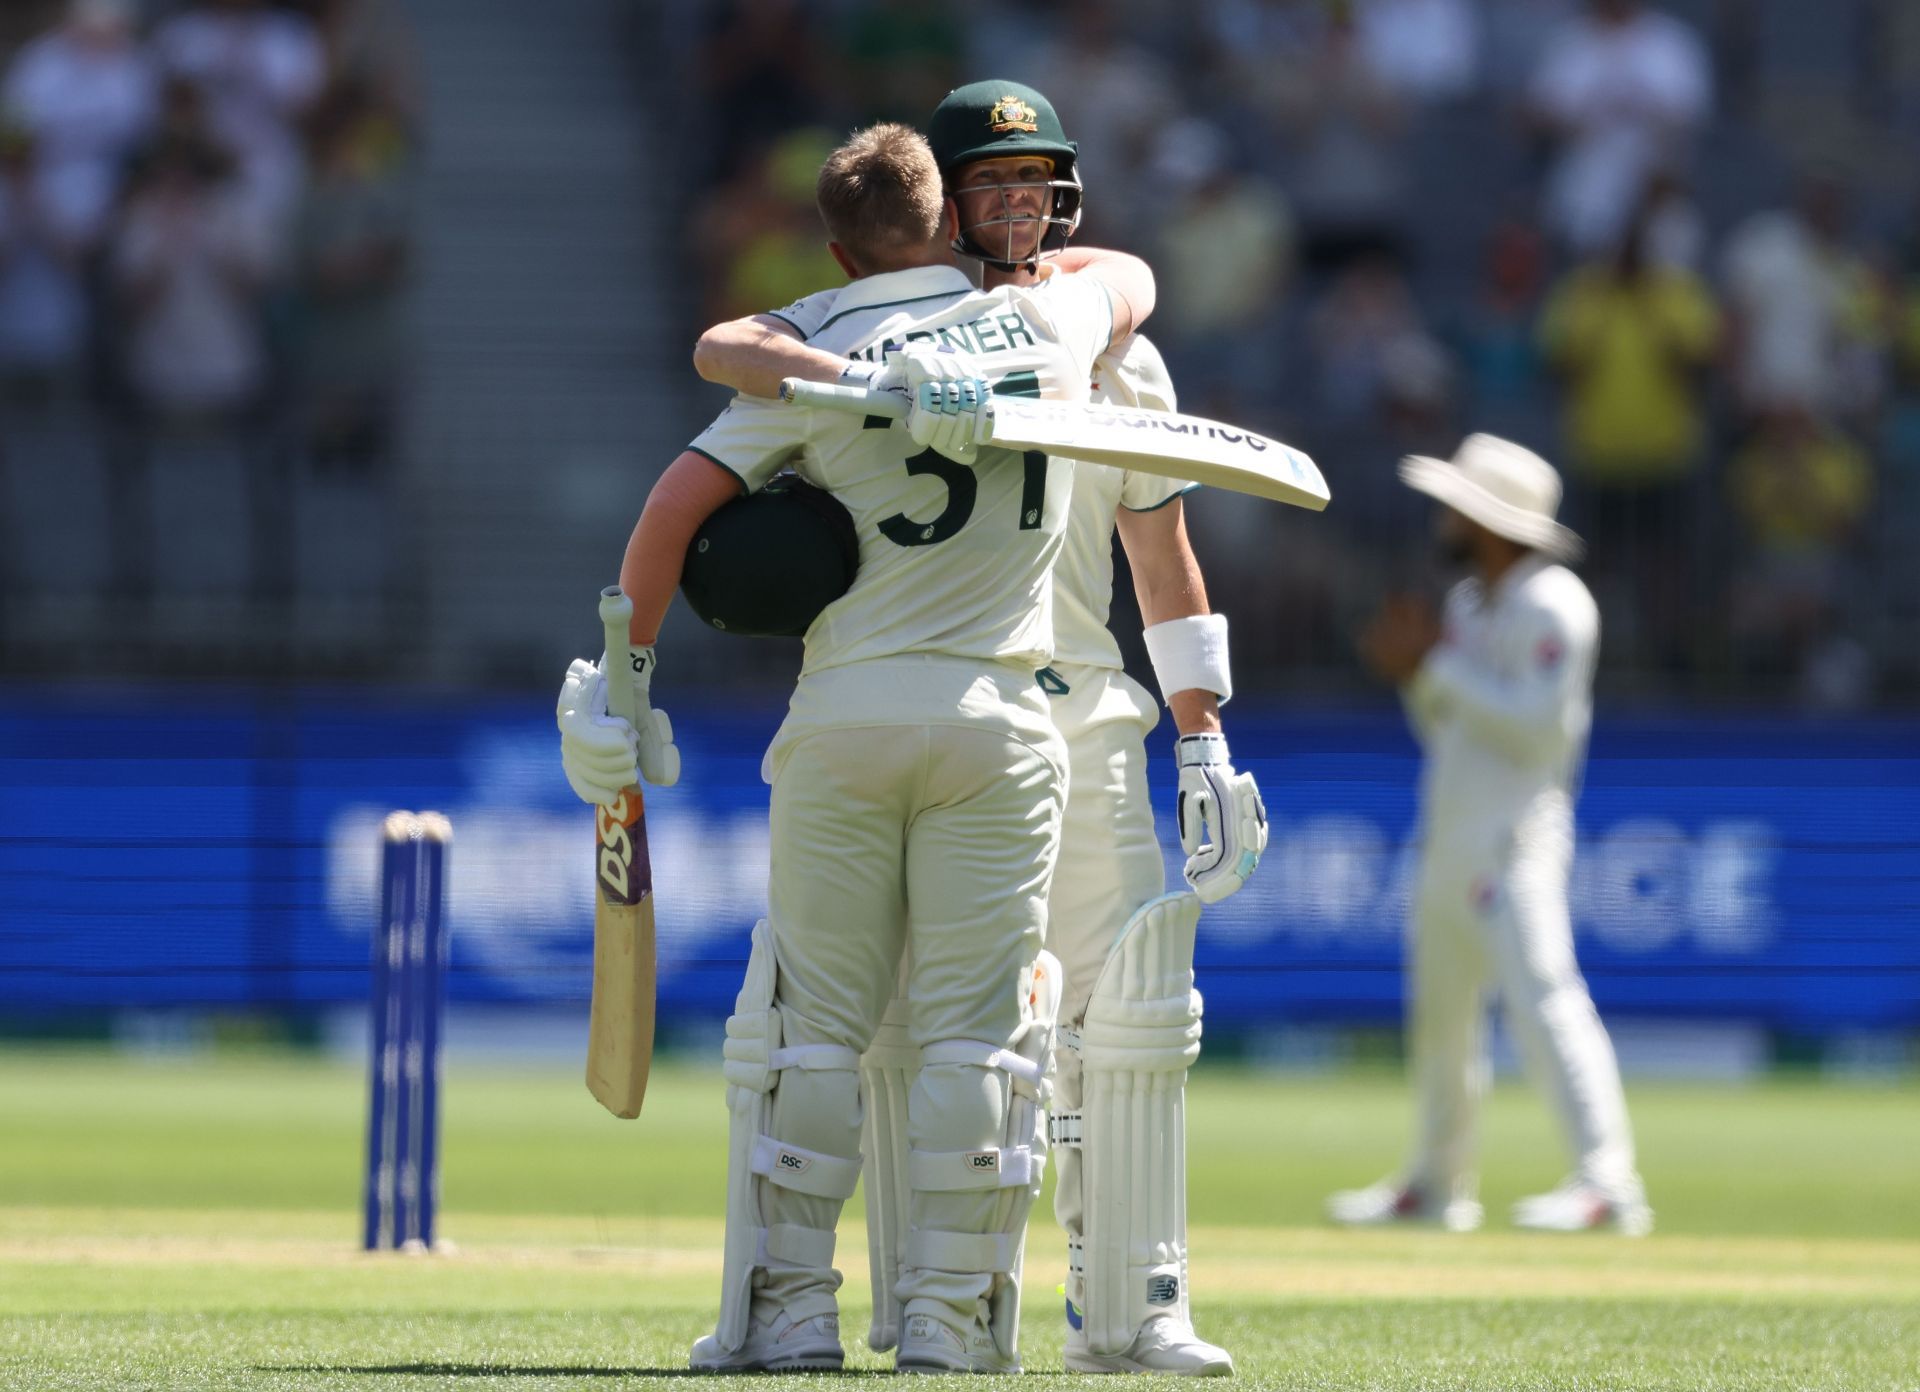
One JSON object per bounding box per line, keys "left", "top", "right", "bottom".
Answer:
{"left": 858, "top": 989, "right": 915, "bottom": 1352}
{"left": 715, "top": 921, "right": 863, "bottom": 1352}
{"left": 900, "top": 950, "right": 1062, "bottom": 1367}
{"left": 1064, "top": 892, "right": 1203, "bottom": 1356}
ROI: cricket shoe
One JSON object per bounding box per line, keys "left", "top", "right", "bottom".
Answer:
{"left": 687, "top": 1311, "right": 843, "bottom": 1372}
{"left": 1065, "top": 1306, "right": 1235, "bottom": 1376}
{"left": 1512, "top": 1178, "right": 1653, "bottom": 1235}
{"left": 895, "top": 1311, "right": 1017, "bottom": 1374}
{"left": 1325, "top": 1180, "right": 1483, "bottom": 1232}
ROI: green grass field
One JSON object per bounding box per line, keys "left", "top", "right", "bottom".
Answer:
{"left": 3, "top": 1051, "right": 1917, "bottom": 1390}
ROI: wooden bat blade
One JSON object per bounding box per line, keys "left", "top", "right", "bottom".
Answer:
{"left": 587, "top": 781, "right": 656, "bottom": 1118}
{"left": 777, "top": 377, "right": 1329, "bottom": 511}
{"left": 984, "top": 398, "right": 1331, "bottom": 512}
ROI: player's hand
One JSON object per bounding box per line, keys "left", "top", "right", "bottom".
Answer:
{"left": 906, "top": 376, "right": 994, "bottom": 463}
{"left": 1175, "top": 733, "right": 1268, "bottom": 904}
{"left": 557, "top": 652, "right": 680, "bottom": 802}
{"left": 556, "top": 657, "right": 636, "bottom": 805}
{"left": 604, "top": 642, "right": 681, "bottom": 787}
{"left": 1358, "top": 594, "right": 1440, "bottom": 686}
{"left": 870, "top": 342, "right": 981, "bottom": 401}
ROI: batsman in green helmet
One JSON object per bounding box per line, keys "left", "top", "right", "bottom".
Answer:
{"left": 925, "top": 79, "right": 1084, "bottom": 273}
{"left": 901, "top": 79, "right": 1258, "bottom": 1378}
{"left": 576, "top": 117, "right": 1159, "bottom": 1377}
{"left": 688, "top": 80, "right": 1263, "bottom": 1377}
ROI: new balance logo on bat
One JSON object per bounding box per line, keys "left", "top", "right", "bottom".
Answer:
{"left": 1110, "top": 412, "right": 1272, "bottom": 451}
{"left": 992, "top": 397, "right": 1316, "bottom": 487}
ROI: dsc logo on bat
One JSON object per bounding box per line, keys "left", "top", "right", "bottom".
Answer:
{"left": 595, "top": 789, "right": 646, "bottom": 906}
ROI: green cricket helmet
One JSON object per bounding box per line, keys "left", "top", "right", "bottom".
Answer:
{"left": 679, "top": 473, "right": 859, "bottom": 639}
{"left": 928, "top": 79, "right": 1082, "bottom": 272}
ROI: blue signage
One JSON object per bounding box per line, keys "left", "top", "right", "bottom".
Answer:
{"left": 1, "top": 690, "right": 1914, "bottom": 1034}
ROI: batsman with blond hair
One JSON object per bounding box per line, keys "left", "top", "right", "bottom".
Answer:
{"left": 695, "top": 80, "right": 1266, "bottom": 1375}
{"left": 561, "top": 119, "right": 1159, "bottom": 1373}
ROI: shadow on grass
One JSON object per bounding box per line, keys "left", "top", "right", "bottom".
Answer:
{"left": 257, "top": 1366, "right": 893, "bottom": 1379}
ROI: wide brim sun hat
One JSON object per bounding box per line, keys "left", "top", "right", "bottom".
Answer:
{"left": 1398, "top": 433, "right": 1584, "bottom": 563}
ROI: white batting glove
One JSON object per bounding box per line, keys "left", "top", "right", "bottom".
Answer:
{"left": 602, "top": 643, "right": 681, "bottom": 787}
{"left": 555, "top": 652, "right": 679, "bottom": 805}
{"left": 869, "top": 342, "right": 980, "bottom": 399}
{"left": 1175, "top": 732, "right": 1268, "bottom": 904}
{"left": 907, "top": 377, "right": 994, "bottom": 464}
{"left": 556, "top": 657, "right": 636, "bottom": 806}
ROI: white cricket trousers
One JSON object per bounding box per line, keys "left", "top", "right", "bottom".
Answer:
{"left": 1406, "top": 811, "right": 1639, "bottom": 1202}
{"left": 1044, "top": 664, "right": 1166, "bottom": 1035}
{"left": 1040, "top": 664, "right": 1167, "bottom": 1261}
{"left": 756, "top": 712, "right": 1065, "bottom": 1321}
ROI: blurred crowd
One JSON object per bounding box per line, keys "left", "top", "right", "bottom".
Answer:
{"left": 4, "top": 0, "right": 1914, "bottom": 708}
{"left": 676, "top": 0, "right": 1920, "bottom": 707}
{"left": 0, "top": 0, "right": 415, "bottom": 631}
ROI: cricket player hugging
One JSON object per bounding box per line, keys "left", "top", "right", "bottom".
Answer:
{"left": 558, "top": 116, "right": 1208, "bottom": 1374}
{"left": 687, "top": 83, "right": 1268, "bottom": 1375}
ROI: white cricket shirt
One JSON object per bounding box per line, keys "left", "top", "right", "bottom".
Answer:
{"left": 1405, "top": 555, "right": 1599, "bottom": 850}
{"left": 1049, "top": 332, "right": 1194, "bottom": 671}
{"left": 691, "top": 263, "right": 1114, "bottom": 677}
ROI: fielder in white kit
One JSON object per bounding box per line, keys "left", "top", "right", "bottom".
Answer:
{"left": 560, "top": 123, "right": 1158, "bottom": 1373}
{"left": 694, "top": 81, "right": 1267, "bottom": 1374}
{"left": 1328, "top": 434, "right": 1651, "bottom": 1235}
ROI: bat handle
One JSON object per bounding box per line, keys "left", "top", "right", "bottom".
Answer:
{"left": 598, "top": 586, "right": 639, "bottom": 728}
{"left": 779, "top": 377, "right": 908, "bottom": 420}
{"left": 599, "top": 584, "right": 677, "bottom": 787}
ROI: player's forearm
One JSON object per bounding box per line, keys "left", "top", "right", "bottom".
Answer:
{"left": 1119, "top": 501, "right": 1226, "bottom": 731}
{"left": 693, "top": 316, "right": 846, "bottom": 399}
{"left": 1119, "top": 500, "right": 1209, "bottom": 627}
{"left": 1051, "top": 245, "right": 1119, "bottom": 275}
{"left": 1168, "top": 689, "right": 1222, "bottom": 736}
{"left": 1131, "top": 552, "right": 1208, "bottom": 627}
{"left": 1072, "top": 247, "right": 1156, "bottom": 343}
{"left": 618, "top": 452, "right": 743, "bottom": 646}
{"left": 1401, "top": 676, "right": 1443, "bottom": 744}
{"left": 1161, "top": 607, "right": 1224, "bottom": 731}
{"left": 1408, "top": 649, "right": 1571, "bottom": 763}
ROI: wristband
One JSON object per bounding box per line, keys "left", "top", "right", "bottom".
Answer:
{"left": 1143, "top": 613, "right": 1232, "bottom": 705}
{"left": 1176, "top": 732, "right": 1231, "bottom": 767}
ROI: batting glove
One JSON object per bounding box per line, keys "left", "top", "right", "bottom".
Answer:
{"left": 907, "top": 377, "right": 994, "bottom": 464}
{"left": 602, "top": 642, "right": 681, "bottom": 787}
{"left": 556, "top": 657, "right": 636, "bottom": 806}
{"left": 869, "top": 342, "right": 981, "bottom": 400}
{"left": 1175, "top": 732, "right": 1268, "bottom": 904}
{"left": 556, "top": 652, "right": 680, "bottom": 805}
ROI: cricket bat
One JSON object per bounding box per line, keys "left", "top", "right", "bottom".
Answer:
{"left": 778, "top": 377, "right": 1330, "bottom": 512}
{"left": 585, "top": 586, "right": 657, "bottom": 1119}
